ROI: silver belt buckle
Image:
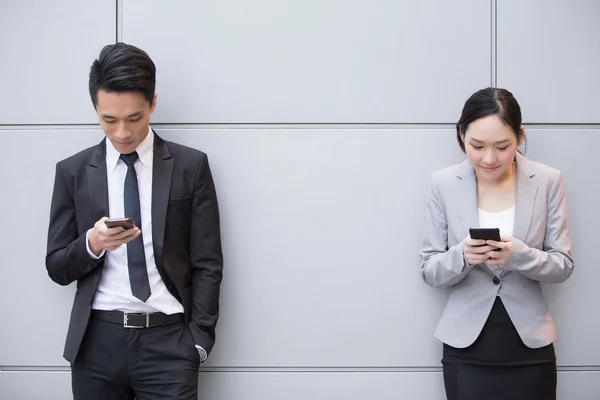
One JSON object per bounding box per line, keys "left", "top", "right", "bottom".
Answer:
{"left": 123, "top": 312, "right": 149, "bottom": 328}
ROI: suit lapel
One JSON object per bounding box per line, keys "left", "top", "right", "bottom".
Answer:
{"left": 87, "top": 139, "right": 109, "bottom": 284}
{"left": 87, "top": 139, "right": 109, "bottom": 221}
{"left": 512, "top": 153, "right": 538, "bottom": 242}
{"left": 454, "top": 160, "right": 479, "bottom": 238}
{"left": 151, "top": 132, "right": 174, "bottom": 268}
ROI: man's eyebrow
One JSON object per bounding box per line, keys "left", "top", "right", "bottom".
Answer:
{"left": 100, "top": 111, "right": 144, "bottom": 119}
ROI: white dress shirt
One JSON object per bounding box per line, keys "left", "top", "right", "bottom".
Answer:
{"left": 85, "top": 129, "right": 207, "bottom": 360}
{"left": 88, "top": 130, "right": 184, "bottom": 314}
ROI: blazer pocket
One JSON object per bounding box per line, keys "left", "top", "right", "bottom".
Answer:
{"left": 168, "top": 196, "right": 191, "bottom": 207}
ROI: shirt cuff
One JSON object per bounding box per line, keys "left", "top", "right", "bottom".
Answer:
{"left": 195, "top": 344, "right": 207, "bottom": 362}
{"left": 86, "top": 230, "right": 105, "bottom": 259}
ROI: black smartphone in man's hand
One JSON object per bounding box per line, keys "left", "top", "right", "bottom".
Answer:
{"left": 105, "top": 217, "right": 135, "bottom": 230}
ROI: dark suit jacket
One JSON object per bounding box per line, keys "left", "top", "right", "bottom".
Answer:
{"left": 46, "top": 131, "right": 223, "bottom": 363}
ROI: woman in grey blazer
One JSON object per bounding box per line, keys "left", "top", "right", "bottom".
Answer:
{"left": 420, "top": 88, "right": 574, "bottom": 400}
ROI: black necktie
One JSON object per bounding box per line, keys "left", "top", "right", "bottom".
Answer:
{"left": 120, "top": 152, "right": 151, "bottom": 302}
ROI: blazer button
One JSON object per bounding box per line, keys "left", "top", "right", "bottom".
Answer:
{"left": 493, "top": 276, "right": 501, "bottom": 285}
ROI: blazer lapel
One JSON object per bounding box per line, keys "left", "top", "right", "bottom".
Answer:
{"left": 512, "top": 153, "right": 538, "bottom": 242}
{"left": 454, "top": 160, "right": 479, "bottom": 238}
{"left": 87, "top": 139, "right": 109, "bottom": 284}
{"left": 87, "top": 139, "right": 109, "bottom": 221}
{"left": 151, "top": 131, "right": 173, "bottom": 269}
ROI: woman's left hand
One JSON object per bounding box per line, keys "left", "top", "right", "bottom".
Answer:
{"left": 485, "top": 234, "right": 512, "bottom": 267}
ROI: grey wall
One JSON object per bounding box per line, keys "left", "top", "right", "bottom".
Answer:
{"left": 1, "top": 1, "right": 599, "bottom": 399}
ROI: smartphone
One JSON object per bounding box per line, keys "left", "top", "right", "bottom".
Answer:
{"left": 469, "top": 227, "right": 501, "bottom": 251}
{"left": 105, "top": 218, "right": 135, "bottom": 230}
{"left": 469, "top": 227, "right": 501, "bottom": 241}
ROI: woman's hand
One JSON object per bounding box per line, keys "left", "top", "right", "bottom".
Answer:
{"left": 464, "top": 236, "right": 496, "bottom": 265}
{"left": 484, "top": 234, "right": 513, "bottom": 267}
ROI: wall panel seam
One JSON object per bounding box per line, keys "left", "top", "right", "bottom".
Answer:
{"left": 2, "top": 124, "right": 600, "bottom": 131}
{"left": 116, "top": 0, "right": 123, "bottom": 42}
{"left": 2, "top": 366, "right": 600, "bottom": 373}
{"left": 491, "top": 0, "right": 498, "bottom": 87}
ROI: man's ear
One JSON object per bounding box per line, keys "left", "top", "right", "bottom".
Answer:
{"left": 150, "top": 93, "right": 158, "bottom": 114}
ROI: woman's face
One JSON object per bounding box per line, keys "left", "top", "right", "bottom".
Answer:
{"left": 462, "top": 114, "right": 523, "bottom": 183}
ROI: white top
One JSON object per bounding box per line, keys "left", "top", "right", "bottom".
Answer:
{"left": 477, "top": 206, "right": 515, "bottom": 237}
{"left": 478, "top": 206, "right": 515, "bottom": 287}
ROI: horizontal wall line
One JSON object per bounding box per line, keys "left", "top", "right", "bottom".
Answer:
{"left": 2, "top": 365, "right": 600, "bottom": 373}
{"left": 1, "top": 123, "right": 600, "bottom": 131}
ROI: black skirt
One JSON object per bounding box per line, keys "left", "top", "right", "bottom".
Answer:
{"left": 441, "top": 297, "right": 556, "bottom": 400}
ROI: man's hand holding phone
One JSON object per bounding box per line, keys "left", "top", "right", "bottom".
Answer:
{"left": 87, "top": 217, "right": 141, "bottom": 256}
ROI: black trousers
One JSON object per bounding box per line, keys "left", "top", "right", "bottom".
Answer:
{"left": 442, "top": 297, "right": 557, "bottom": 400}
{"left": 71, "top": 315, "right": 200, "bottom": 400}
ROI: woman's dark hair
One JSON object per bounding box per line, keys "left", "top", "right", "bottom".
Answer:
{"left": 89, "top": 42, "right": 156, "bottom": 108}
{"left": 456, "top": 87, "right": 524, "bottom": 152}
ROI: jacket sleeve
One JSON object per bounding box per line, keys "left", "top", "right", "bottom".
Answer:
{"left": 45, "top": 162, "right": 103, "bottom": 285}
{"left": 187, "top": 154, "right": 224, "bottom": 357}
{"left": 420, "top": 173, "right": 474, "bottom": 288}
{"left": 504, "top": 171, "right": 574, "bottom": 283}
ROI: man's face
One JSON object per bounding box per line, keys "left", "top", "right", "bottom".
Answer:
{"left": 95, "top": 90, "right": 157, "bottom": 154}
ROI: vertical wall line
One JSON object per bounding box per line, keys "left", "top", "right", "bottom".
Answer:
{"left": 491, "top": 0, "right": 498, "bottom": 87}
{"left": 116, "top": 0, "right": 123, "bottom": 42}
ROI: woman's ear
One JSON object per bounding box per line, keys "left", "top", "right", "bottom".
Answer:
{"left": 517, "top": 125, "right": 525, "bottom": 147}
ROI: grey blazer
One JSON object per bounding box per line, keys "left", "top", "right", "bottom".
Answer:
{"left": 420, "top": 153, "right": 574, "bottom": 349}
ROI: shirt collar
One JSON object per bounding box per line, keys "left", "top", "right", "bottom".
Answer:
{"left": 106, "top": 127, "right": 154, "bottom": 171}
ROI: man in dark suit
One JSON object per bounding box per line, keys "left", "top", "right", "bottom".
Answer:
{"left": 45, "top": 42, "right": 223, "bottom": 400}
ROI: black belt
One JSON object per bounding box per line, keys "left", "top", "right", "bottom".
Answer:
{"left": 92, "top": 310, "right": 184, "bottom": 328}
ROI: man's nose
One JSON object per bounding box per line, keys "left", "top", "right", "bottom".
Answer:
{"left": 114, "top": 123, "right": 131, "bottom": 140}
